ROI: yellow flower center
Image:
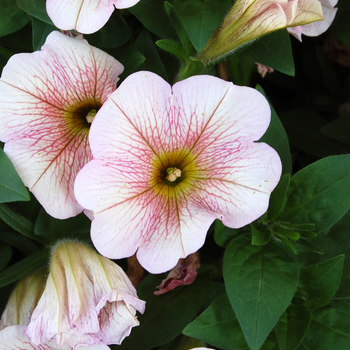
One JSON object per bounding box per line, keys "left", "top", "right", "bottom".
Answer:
{"left": 64, "top": 99, "right": 102, "bottom": 132}
{"left": 151, "top": 149, "right": 199, "bottom": 197}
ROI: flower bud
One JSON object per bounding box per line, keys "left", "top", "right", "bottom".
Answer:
{"left": 198, "top": 0, "right": 324, "bottom": 64}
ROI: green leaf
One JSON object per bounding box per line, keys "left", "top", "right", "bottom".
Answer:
{"left": 34, "top": 209, "right": 92, "bottom": 244}
{"left": 0, "top": 204, "right": 35, "bottom": 239}
{"left": 214, "top": 220, "right": 240, "bottom": 247}
{"left": 118, "top": 273, "right": 211, "bottom": 350}
{"left": 173, "top": 0, "right": 232, "bottom": 52}
{"left": 16, "top": 0, "right": 53, "bottom": 24}
{"left": 0, "top": 0, "right": 29, "bottom": 37}
{"left": 0, "top": 248, "right": 49, "bottom": 288}
{"left": 128, "top": 0, "right": 177, "bottom": 39}
{"left": 300, "top": 255, "right": 345, "bottom": 310}
{"left": 321, "top": 113, "right": 350, "bottom": 145}
{"left": 112, "top": 44, "right": 145, "bottom": 81}
{"left": 279, "top": 109, "right": 350, "bottom": 158}
{"left": 267, "top": 174, "right": 290, "bottom": 221}
{"left": 31, "top": 17, "right": 55, "bottom": 51}
{"left": 183, "top": 293, "right": 248, "bottom": 350}
{"left": 0, "top": 243, "right": 12, "bottom": 271}
{"left": 85, "top": 11, "right": 131, "bottom": 49}
{"left": 0, "top": 149, "right": 30, "bottom": 203}
{"left": 327, "top": 210, "right": 350, "bottom": 299}
{"left": 303, "top": 301, "right": 350, "bottom": 349}
{"left": 281, "top": 155, "right": 350, "bottom": 233}
{"left": 223, "top": 235, "right": 299, "bottom": 350}
{"left": 239, "top": 29, "right": 294, "bottom": 76}
{"left": 251, "top": 225, "right": 272, "bottom": 246}
{"left": 226, "top": 54, "right": 256, "bottom": 87}
{"left": 135, "top": 30, "right": 168, "bottom": 80}
{"left": 274, "top": 304, "right": 311, "bottom": 350}
{"left": 0, "top": 231, "right": 39, "bottom": 255}
{"left": 156, "top": 39, "right": 188, "bottom": 64}
{"left": 257, "top": 85, "right": 292, "bottom": 175}
{"left": 164, "top": 2, "right": 194, "bottom": 56}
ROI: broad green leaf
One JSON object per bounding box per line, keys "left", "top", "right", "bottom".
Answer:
{"left": 31, "top": 17, "right": 55, "bottom": 51}
{"left": 85, "top": 11, "right": 131, "bottom": 49}
{"left": 239, "top": 29, "right": 294, "bottom": 76}
{"left": 34, "top": 209, "right": 92, "bottom": 244}
{"left": 0, "top": 243, "right": 12, "bottom": 271}
{"left": 112, "top": 44, "right": 145, "bottom": 81}
{"left": 274, "top": 304, "right": 311, "bottom": 350}
{"left": 0, "top": 0, "right": 29, "bottom": 37}
{"left": 0, "top": 204, "right": 35, "bottom": 239}
{"left": 327, "top": 210, "right": 350, "bottom": 299}
{"left": 164, "top": 2, "right": 194, "bottom": 56}
{"left": 16, "top": 0, "right": 52, "bottom": 24}
{"left": 296, "top": 235, "right": 349, "bottom": 300}
{"left": 302, "top": 301, "right": 350, "bottom": 349}
{"left": 214, "top": 220, "right": 240, "bottom": 247}
{"left": 299, "top": 255, "right": 344, "bottom": 310}
{"left": 281, "top": 155, "right": 350, "bottom": 233}
{"left": 0, "top": 149, "right": 30, "bottom": 203}
{"left": 279, "top": 109, "right": 350, "bottom": 158}
{"left": 0, "top": 231, "right": 39, "bottom": 255}
{"left": 267, "top": 174, "right": 290, "bottom": 221}
{"left": 331, "top": 0, "right": 350, "bottom": 47}
{"left": 183, "top": 293, "right": 248, "bottom": 350}
{"left": 224, "top": 235, "right": 299, "bottom": 350}
{"left": 118, "top": 273, "right": 211, "bottom": 350}
{"left": 251, "top": 225, "right": 272, "bottom": 246}
{"left": 173, "top": 0, "right": 231, "bottom": 52}
{"left": 257, "top": 85, "right": 292, "bottom": 175}
{"left": 135, "top": 30, "right": 168, "bottom": 80}
{"left": 128, "top": 0, "right": 177, "bottom": 39}
{"left": 0, "top": 248, "right": 49, "bottom": 288}
{"left": 260, "top": 332, "right": 279, "bottom": 350}
{"left": 321, "top": 113, "right": 350, "bottom": 145}
{"left": 226, "top": 54, "right": 256, "bottom": 87}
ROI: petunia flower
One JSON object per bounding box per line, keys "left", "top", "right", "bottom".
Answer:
{"left": 197, "top": 0, "right": 324, "bottom": 64}
{"left": 74, "top": 71, "right": 282, "bottom": 274}
{"left": 12, "top": 241, "right": 144, "bottom": 348}
{"left": 0, "top": 31, "right": 123, "bottom": 219}
{"left": 154, "top": 253, "right": 200, "bottom": 295}
{"left": 46, "top": 0, "right": 141, "bottom": 34}
{"left": 0, "top": 267, "right": 110, "bottom": 349}
{"left": 288, "top": 0, "right": 338, "bottom": 41}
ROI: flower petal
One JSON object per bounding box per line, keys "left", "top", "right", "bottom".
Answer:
{"left": 0, "top": 325, "right": 73, "bottom": 350}
{"left": 0, "top": 31, "right": 123, "bottom": 219}
{"left": 46, "top": 0, "right": 140, "bottom": 34}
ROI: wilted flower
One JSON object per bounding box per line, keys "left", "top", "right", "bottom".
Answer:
{"left": 0, "top": 267, "right": 110, "bottom": 349}
{"left": 127, "top": 254, "right": 145, "bottom": 288}
{"left": 256, "top": 63, "right": 275, "bottom": 78}
{"left": 47, "top": 0, "right": 141, "bottom": 34}
{"left": 288, "top": 0, "right": 338, "bottom": 41}
{"left": 154, "top": 253, "right": 200, "bottom": 295}
{"left": 0, "top": 31, "right": 123, "bottom": 219}
{"left": 198, "top": 0, "right": 324, "bottom": 64}
{"left": 74, "top": 71, "right": 282, "bottom": 274}
{"left": 23, "top": 241, "right": 145, "bottom": 348}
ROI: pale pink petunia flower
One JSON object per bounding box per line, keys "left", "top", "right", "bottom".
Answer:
{"left": 74, "top": 71, "right": 282, "bottom": 274}
{"left": 0, "top": 31, "right": 123, "bottom": 219}
{"left": 19, "top": 241, "right": 144, "bottom": 348}
{"left": 47, "top": 0, "right": 141, "bottom": 34}
{"left": 154, "top": 253, "right": 200, "bottom": 295}
{"left": 0, "top": 266, "right": 112, "bottom": 350}
{"left": 288, "top": 0, "right": 338, "bottom": 41}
